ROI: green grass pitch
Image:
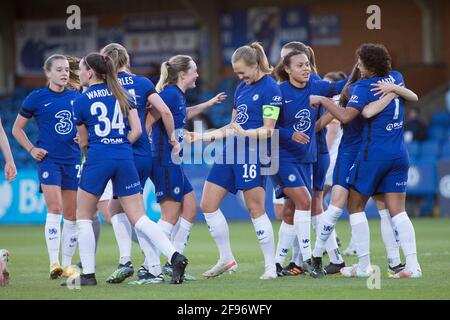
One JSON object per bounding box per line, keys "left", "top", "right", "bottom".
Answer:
{"left": 1, "top": 218, "right": 449, "bottom": 300}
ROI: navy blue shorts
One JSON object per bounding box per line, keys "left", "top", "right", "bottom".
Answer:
{"left": 151, "top": 163, "right": 193, "bottom": 203}
{"left": 206, "top": 163, "right": 267, "bottom": 194}
{"left": 348, "top": 154, "right": 410, "bottom": 197}
{"left": 271, "top": 162, "right": 313, "bottom": 199}
{"left": 313, "top": 152, "right": 330, "bottom": 191}
{"left": 332, "top": 152, "right": 358, "bottom": 189}
{"left": 134, "top": 154, "right": 152, "bottom": 191}
{"left": 79, "top": 159, "right": 141, "bottom": 197}
{"left": 38, "top": 159, "right": 81, "bottom": 191}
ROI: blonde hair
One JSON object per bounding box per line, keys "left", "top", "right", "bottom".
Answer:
{"left": 101, "top": 43, "right": 130, "bottom": 70}
{"left": 65, "top": 55, "right": 81, "bottom": 90}
{"left": 231, "top": 42, "right": 273, "bottom": 74}
{"left": 156, "top": 55, "right": 193, "bottom": 92}
{"left": 43, "top": 54, "right": 67, "bottom": 72}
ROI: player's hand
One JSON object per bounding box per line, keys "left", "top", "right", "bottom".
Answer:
{"left": 4, "top": 161, "right": 17, "bottom": 183}
{"left": 185, "top": 131, "right": 202, "bottom": 143}
{"left": 73, "top": 134, "right": 80, "bottom": 144}
{"left": 208, "top": 92, "right": 227, "bottom": 107}
{"left": 370, "top": 82, "right": 399, "bottom": 99}
{"left": 292, "top": 131, "right": 310, "bottom": 144}
{"left": 231, "top": 123, "right": 246, "bottom": 136}
{"left": 169, "top": 139, "right": 181, "bottom": 155}
{"left": 309, "top": 95, "right": 323, "bottom": 108}
{"left": 30, "top": 147, "right": 48, "bottom": 161}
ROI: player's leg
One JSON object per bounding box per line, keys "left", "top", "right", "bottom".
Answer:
{"left": 242, "top": 186, "right": 277, "bottom": 279}
{"left": 373, "top": 194, "right": 404, "bottom": 274}
{"left": 119, "top": 193, "right": 187, "bottom": 284}
{"left": 340, "top": 188, "right": 372, "bottom": 277}
{"left": 41, "top": 184, "right": 64, "bottom": 279}
{"left": 105, "top": 198, "right": 135, "bottom": 284}
{"left": 201, "top": 180, "right": 237, "bottom": 277}
{"left": 277, "top": 199, "right": 304, "bottom": 276}
{"left": 384, "top": 192, "right": 421, "bottom": 278}
{"left": 61, "top": 189, "right": 78, "bottom": 277}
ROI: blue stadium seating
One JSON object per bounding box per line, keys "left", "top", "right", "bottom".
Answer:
{"left": 427, "top": 126, "right": 446, "bottom": 141}
{"left": 431, "top": 110, "right": 450, "bottom": 126}
{"left": 420, "top": 140, "right": 441, "bottom": 158}
{"left": 406, "top": 142, "right": 420, "bottom": 158}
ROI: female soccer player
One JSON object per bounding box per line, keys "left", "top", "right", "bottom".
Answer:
{"left": 272, "top": 50, "right": 347, "bottom": 278}
{"left": 143, "top": 55, "right": 226, "bottom": 282}
{"left": 311, "top": 43, "right": 421, "bottom": 278}
{"left": 189, "top": 42, "right": 282, "bottom": 280}
{"left": 273, "top": 42, "right": 344, "bottom": 277}
{"left": 69, "top": 52, "right": 187, "bottom": 286}
{"left": 0, "top": 118, "right": 16, "bottom": 183}
{"left": 98, "top": 43, "right": 181, "bottom": 284}
{"left": 12, "top": 54, "right": 80, "bottom": 279}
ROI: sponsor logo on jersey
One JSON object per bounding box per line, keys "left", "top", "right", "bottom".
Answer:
{"left": 386, "top": 121, "right": 403, "bottom": 132}
{"left": 100, "top": 137, "right": 124, "bottom": 144}
{"left": 272, "top": 96, "right": 282, "bottom": 102}
{"left": 349, "top": 95, "right": 359, "bottom": 103}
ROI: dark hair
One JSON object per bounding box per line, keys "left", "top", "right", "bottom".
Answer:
{"left": 339, "top": 63, "right": 361, "bottom": 108}
{"left": 274, "top": 41, "right": 319, "bottom": 82}
{"left": 82, "top": 52, "right": 131, "bottom": 115}
{"left": 323, "top": 71, "right": 346, "bottom": 82}
{"left": 356, "top": 43, "right": 392, "bottom": 77}
{"left": 277, "top": 50, "right": 310, "bottom": 82}
{"left": 65, "top": 55, "right": 81, "bottom": 90}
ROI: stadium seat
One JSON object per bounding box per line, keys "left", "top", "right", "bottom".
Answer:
{"left": 420, "top": 140, "right": 441, "bottom": 158}
{"left": 427, "top": 126, "right": 446, "bottom": 141}
{"left": 431, "top": 110, "right": 450, "bottom": 126}
{"left": 441, "top": 141, "right": 450, "bottom": 159}
{"left": 406, "top": 142, "right": 420, "bottom": 158}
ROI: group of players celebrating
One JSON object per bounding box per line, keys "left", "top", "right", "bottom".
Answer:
{"left": 0, "top": 39, "right": 422, "bottom": 287}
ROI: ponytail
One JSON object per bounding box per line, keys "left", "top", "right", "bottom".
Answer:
{"left": 156, "top": 61, "right": 170, "bottom": 93}
{"left": 250, "top": 42, "right": 273, "bottom": 74}
{"left": 232, "top": 42, "right": 273, "bottom": 75}
{"left": 156, "top": 55, "right": 193, "bottom": 93}
{"left": 306, "top": 46, "right": 318, "bottom": 74}
{"left": 84, "top": 53, "right": 131, "bottom": 116}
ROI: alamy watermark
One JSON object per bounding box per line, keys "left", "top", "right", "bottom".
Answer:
{"left": 66, "top": 5, "right": 81, "bottom": 30}
{"left": 367, "top": 5, "right": 381, "bottom": 30}
{"left": 170, "top": 120, "right": 280, "bottom": 176}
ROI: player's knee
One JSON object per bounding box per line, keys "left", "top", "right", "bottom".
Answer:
{"left": 200, "top": 200, "right": 216, "bottom": 214}
{"left": 47, "top": 203, "right": 63, "bottom": 214}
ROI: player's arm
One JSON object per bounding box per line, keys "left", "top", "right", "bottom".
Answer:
{"left": 310, "top": 95, "right": 360, "bottom": 124}
{"left": 361, "top": 92, "right": 397, "bottom": 119}
{"left": 0, "top": 119, "right": 17, "bottom": 183}
{"left": 76, "top": 124, "right": 89, "bottom": 153}
{"left": 145, "top": 106, "right": 161, "bottom": 135}
{"left": 325, "top": 119, "right": 340, "bottom": 148}
{"left": 147, "top": 93, "right": 178, "bottom": 148}
{"left": 231, "top": 104, "right": 279, "bottom": 139}
{"left": 315, "top": 112, "right": 335, "bottom": 132}
{"left": 186, "top": 110, "right": 238, "bottom": 143}
{"left": 12, "top": 114, "right": 48, "bottom": 161}
{"left": 127, "top": 108, "right": 142, "bottom": 144}
{"left": 370, "top": 82, "right": 418, "bottom": 101}
{"left": 186, "top": 92, "right": 227, "bottom": 120}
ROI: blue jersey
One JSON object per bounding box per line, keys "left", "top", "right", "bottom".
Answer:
{"left": 347, "top": 71, "right": 406, "bottom": 160}
{"left": 233, "top": 75, "right": 282, "bottom": 130}
{"left": 338, "top": 83, "right": 365, "bottom": 155}
{"left": 151, "top": 85, "right": 187, "bottom": 164}
{"left": 73, "top": 83, "right": 134, "bottom": 161}
{"left": 20, "top": 87, "right": 81, "bottom": 164}
{"left": 277, "top": 79, "right": 339, "bottom": 163}
{"left": 118, "top": 72, "right": 156, "bottom": 157}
